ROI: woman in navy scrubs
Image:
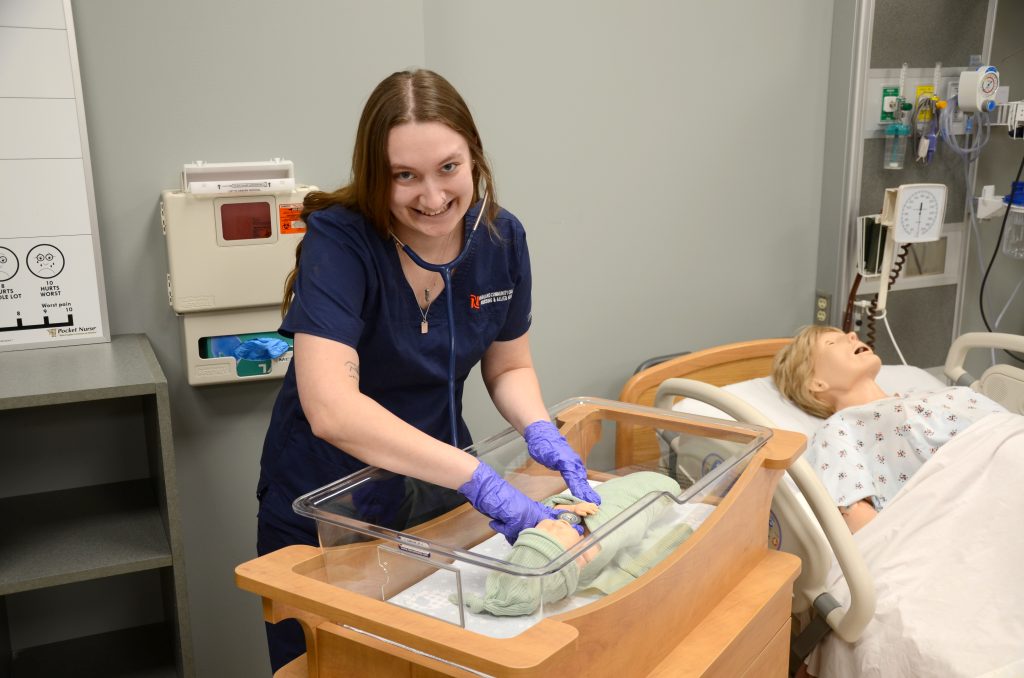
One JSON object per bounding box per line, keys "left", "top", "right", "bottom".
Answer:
{"left": 256, "top": 69, "right": 600, "bottom": 672}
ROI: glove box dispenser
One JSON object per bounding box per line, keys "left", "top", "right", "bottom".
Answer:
{"left": 161, "top": 159, "right": 315, "bottom": 386}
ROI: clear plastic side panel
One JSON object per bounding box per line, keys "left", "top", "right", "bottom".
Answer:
{"left": 379, "top": 544, "right": 467, "bottom": 629}
{"left": 381, "top": 546, "right": 556, "bottom": 637}
{"left": 314, "top": 524, "right": 554, "bottom": 636}
{"left": 297, "top": 398, "right": 770, "bottom": 638}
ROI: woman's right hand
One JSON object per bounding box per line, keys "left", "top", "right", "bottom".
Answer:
{"left": 459, "top": 462, "right": 560, "bottom": 544}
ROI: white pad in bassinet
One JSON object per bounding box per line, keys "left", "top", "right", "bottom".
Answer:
{"left": 385, "top": 498, "right": 716, "bottom": 638}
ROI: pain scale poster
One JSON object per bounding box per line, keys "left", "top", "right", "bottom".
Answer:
{"left": 0, "top": 0, "right": 110, "bottom": 351}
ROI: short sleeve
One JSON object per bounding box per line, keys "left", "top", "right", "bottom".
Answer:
{"left": 280, "top": 209, "right": 370, "bottom": 348}
{"left": 809, "top": 414, "right": 877, "bottom": 508}
{"left": 494, "top": 220, "right": 533, "bottom": 342}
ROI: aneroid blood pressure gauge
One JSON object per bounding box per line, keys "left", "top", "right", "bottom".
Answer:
{"left": 958, "top": 66, "right": 1000, "bottom": 113}
{"left": 881, "top": 183, "right": 948, "bottom": 243}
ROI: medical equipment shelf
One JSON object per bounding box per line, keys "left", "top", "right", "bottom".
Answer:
{"left": 0, "top": 334, "right": 193, "bottom": 677}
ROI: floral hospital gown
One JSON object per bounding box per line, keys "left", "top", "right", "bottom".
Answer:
{"left": 807, "top": 386, "right": 1005, "bottom": 510}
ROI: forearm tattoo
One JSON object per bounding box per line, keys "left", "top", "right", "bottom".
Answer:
{"left": 345, "top": 361, "right": 360, "bottom": 382}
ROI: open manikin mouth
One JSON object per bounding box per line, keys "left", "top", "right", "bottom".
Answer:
{"left": 855, "top": 346, "right": 871, "bottom": 355}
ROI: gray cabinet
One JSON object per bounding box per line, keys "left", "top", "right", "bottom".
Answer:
{"left": 0, "top": 335, "right": 192, "bottom": 677}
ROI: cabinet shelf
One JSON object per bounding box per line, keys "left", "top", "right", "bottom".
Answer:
{"left": 0, "top": 480, "right": 171, "bottom": 596}
{"left": 0, "top": 335, "right": 164, "bottom": 411}
{"left": 0, "top": 334, "right": 192, "bottom": 675}
{"left": 12, "top": 622, "right": 177, "bottom": 678}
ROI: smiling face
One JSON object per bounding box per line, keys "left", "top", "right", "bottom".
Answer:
{"left": 387, "top": 121, "right": 475, "bottom": 247}
{"left": 810, "top": 330, "right": 882, "bottom": 398}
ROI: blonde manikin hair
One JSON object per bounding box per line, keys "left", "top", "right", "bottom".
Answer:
{"left": 771, "top": 325, "right": 846, "bottom": 419}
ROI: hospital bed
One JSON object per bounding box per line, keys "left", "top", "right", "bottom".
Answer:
{"left": 237, "top": 398, "right": 807, "bottom": 677}
{"left": 617, "top": 331, "right": 1024, "bottom": 676}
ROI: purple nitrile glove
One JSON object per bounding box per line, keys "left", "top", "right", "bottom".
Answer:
{"left": 523, "top": 420, "right": 602, "bottom": 505}
{"left": 459, "top": 462, "right": 561, "bottom": 544}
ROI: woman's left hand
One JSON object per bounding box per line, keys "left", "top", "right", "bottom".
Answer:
{"left": 523, "top": 420, "right": 602, "bottom": 504}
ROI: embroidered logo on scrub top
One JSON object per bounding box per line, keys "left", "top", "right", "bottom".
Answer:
{"left": 469, "top": 289, "right": 514, "bottom": 310}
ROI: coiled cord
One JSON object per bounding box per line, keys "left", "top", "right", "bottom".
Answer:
{"left": 866, "top": 244, "right": 909, "bottom": 349}
{"left": 842, "top": 273, "right": 862, "bottom": 333}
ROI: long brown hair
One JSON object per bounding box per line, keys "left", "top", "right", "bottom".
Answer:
{"left": 281, "top": 69, "right": 499, "bottom": 316}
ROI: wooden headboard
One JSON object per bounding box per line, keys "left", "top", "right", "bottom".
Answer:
{"left": 615, "top": 338, "right": 792, "bottom": 465}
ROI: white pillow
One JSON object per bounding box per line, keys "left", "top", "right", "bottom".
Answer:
{"left": 670, "top": 365, "right": 947, "bottom": 437}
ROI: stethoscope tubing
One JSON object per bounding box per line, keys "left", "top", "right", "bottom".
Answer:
{"left": 393, "top": 195, "right": 488, "bottom": 447}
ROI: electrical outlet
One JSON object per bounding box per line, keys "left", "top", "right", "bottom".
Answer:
{"left": 813, "top": 291, "right": 831, "bottom": 326}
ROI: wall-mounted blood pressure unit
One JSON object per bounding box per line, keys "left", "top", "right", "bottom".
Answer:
{"left": 874, "top": 183, "right": 948, "bottom": 315}
{"left": 161, "top": 159, "right": 315, "bottom": 386}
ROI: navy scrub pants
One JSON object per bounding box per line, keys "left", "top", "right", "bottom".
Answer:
{"left": 256, "top": 483, "right": 317, "bottom": 674}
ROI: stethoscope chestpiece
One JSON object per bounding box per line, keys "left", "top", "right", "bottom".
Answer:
{"left": 557, "top": 511, "right": 582, "bottom": 526}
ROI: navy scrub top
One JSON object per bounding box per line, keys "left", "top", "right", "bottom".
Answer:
{"left": 257, "top": 201, "right": 533, "bottom": 538}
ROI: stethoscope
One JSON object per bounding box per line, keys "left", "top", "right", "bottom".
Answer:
{"left": 391, "top": 193, "right": 488, "bottom": 448}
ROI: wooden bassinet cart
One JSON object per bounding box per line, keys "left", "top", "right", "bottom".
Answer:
{"left": 236, "top": 399, "right": 804, "bottom": 677}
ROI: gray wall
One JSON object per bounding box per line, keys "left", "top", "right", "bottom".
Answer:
{"left": 58, "top": 2, "right": 833, "bottom": 676}
{"left": 963, "top": 0, "right": 1024, "bottom": 376}
{"left": 817, "top": 0, "right": 1008, "bottom": 369}
{"left": 425, "top": 0, "right": 834, "bottom": 432}
{"left": 866, "top": 0, "right": 990, "bottom": 368}
{"left": 69, "top": 2, "right": 425, "bottom": 676}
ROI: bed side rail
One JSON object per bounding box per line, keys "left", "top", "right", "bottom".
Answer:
{"left": 945, "top": 332, "right": 1024, "bottom": 414}
{"left": 653, "top": 378, "right": 875, "bottom": 643}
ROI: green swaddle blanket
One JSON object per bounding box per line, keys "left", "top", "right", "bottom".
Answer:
{"left": 460, "top": 471, "right": 690, "bottom": 617}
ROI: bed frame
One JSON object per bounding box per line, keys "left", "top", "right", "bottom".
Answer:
{"left": 615, "top": 331, "right": 1024, "bottom": 663}
{"left": 237, "top": 399, "right": 804, "bottom": 678}
{"left": 616, "top": 339, "right": 790, "bottom": 466}
{"left": 616, "top": 338, "right": 876, "bottom": 662}
{"left": 945, "top": 332, "right": 1024, "bottom": 414}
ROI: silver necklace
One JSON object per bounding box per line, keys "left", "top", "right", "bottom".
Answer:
{"left": 401, "top": 228, "right": 456, "bottom": 335}
{"left": 418, "top": 278, "right": 440, "bottom": 334}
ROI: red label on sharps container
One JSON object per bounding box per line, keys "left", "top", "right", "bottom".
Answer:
{"left": 279, "top": 203, "right": 305, "bottom": 234}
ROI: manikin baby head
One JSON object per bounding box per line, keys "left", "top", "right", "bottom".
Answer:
{"left": 461, "top": 502, "right": 601, "bottom": 617}
{"left": 532, "top": 502, "right": 601, "bottom": 568}
{"left": 460, "top": 471, "right": 683, "bottom": 617}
